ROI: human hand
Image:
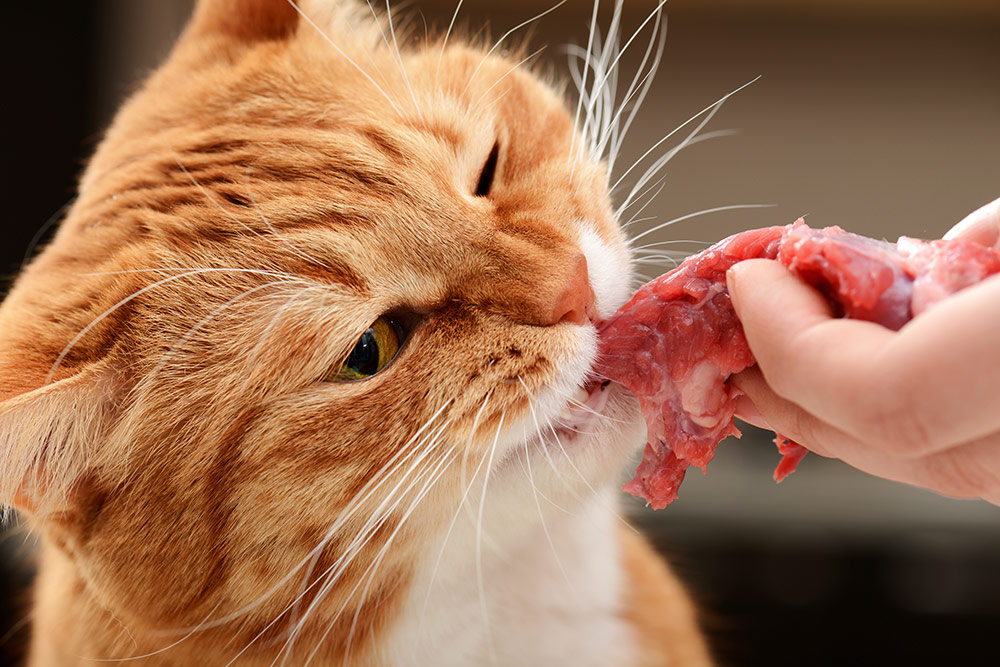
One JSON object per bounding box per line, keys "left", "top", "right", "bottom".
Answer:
{"left": 728, "top": 197, "right": 1000, "bottom": 505}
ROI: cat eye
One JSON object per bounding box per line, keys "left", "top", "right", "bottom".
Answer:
{"left": 327, "top": 316, "right": 405, "bottom": 382}
{"left": 475, "top": 142, "right": 500, "bottom": 197}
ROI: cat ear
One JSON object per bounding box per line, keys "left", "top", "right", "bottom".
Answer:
{"left": 188, "top": 0, "right": 302, "bottom": 43}
{"left": 0, "top": 365, "right": 114, "bottom": 517}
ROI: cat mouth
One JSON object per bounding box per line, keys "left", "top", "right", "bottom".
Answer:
{"left": 548, "top": 379, "right": 613, "bottom": 445}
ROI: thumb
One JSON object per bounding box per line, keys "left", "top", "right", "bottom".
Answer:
{"left": 943, "top": 197, "right": 1000, "bottom": 248}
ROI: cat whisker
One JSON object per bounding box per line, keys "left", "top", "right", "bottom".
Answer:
{"left": 171, "top": 402, "right": 453, "bottom": 649}
{"left": 518, "top": 436, "right": 582, "bottom": 603}
{"left": 335, "top": 447, "right": 459, "bottom": 667}
{"left": 589, "top": 1, "right": 669, "bottom": 172}
{"left": 514, "top": 377, "right": 581, "bottom": 500}
{"left": 290, "top": 435, "right": 455, "bottom": 664}
{"left": 628, "top": 203, "right": 776, "bottom": 246}
{"left": 633, "top": 238, "right": 711, "bottom": 252}
{"left": 236, "top": 424, "right": 450, "bottom": 666}
{"left": 539, "top": 420, "right": 639, "bottom": 534}
{"left": 617, "top": 129, "right": 739, "bottom": 222}
{"left": 475, "top": 413, "right": 505, "bottom": 665}
{"left": 420, "top": 392, "right": 494, "bottom": 621}
{"left": 609, "top": 77, "right": 760, "bottom": 198}
{"left": 82, "top": 602, "right": 225, "bottom": 662}
{"left": 273, "top": 416, "right": 455, "bottom": 663}
{"left": 567, "top": 0, "right": 601, "bottom": 178}
{"left": 617, "top": 129, "right": 742, "bottom": 220}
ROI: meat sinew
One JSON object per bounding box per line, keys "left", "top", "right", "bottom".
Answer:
{"left": 598, "top": 220, "right": 1000, "bottom": 509}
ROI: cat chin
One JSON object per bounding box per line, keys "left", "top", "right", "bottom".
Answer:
{"left": 489, "top": 381, "right": 645, "bottom": 503}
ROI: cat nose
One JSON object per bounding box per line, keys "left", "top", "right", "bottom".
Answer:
{"left": 546, "top": 253, "right": 597, "bottom": 326}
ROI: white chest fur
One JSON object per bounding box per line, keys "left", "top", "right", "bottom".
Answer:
{"left": 381, "top": 490, "right": 638, "bottom": 666}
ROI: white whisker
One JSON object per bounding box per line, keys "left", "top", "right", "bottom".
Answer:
{"left": 629, "top": 203, "right": 776, "bottom": 245}
{"left": 610, "top": 77, "right": 761, "bottom": 196}
{"left": 460, "top": 1, "right": 568, "bottom": 97}
{"left": 420, "top": 393, "right": 493, "bottom": 620}
{"left": 283, "top": 0, "right": 405, "bottom": 117}
{"left": 475, "top": 412, "right": 504, "bottom": 665}
{"left": 435, "top": 0, "right": 465, "bottom": 86}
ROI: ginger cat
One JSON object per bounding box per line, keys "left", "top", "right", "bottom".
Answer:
{"left": 0, "top": 1, "right": 711, "bottom": 664}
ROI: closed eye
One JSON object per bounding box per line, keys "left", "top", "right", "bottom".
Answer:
{"left": 475, "top": 142, "right": 500, "bottom": 197}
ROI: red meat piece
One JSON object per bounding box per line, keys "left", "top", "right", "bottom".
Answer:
{"left": 598, "top": 219, "right": 1000, "bottom": 509}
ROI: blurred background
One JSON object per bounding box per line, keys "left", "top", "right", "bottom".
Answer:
{"left": 2, "top": 0, "right": 998, "bottom": 665}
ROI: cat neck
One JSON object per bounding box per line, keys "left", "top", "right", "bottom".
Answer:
{"left": 26, "top": 493, "right": 642, "bottom": 665}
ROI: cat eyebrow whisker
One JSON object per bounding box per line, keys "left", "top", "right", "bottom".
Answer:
{"left": 573, "top": 1, "right": 623, "bottom": 168}
{"left": 600, "top": 10, "right": 667, "bottom": 176}
{"left": 47, "top": 269, "right": 258, "bottom": 384}
{"left": 361, "top": 2, "right": 424, "bottom": 121}
{"left": 75, "top": 267, "right": 300, "bottom": 280}
{"left": 471, "top": 46, "right": 548, "bottom": 115}
{"left": 459, "top": 0, "right": 568, "bottom": 98}
{"left": 283, "top": 0, "right": 405, "bottom": 118}
{"left": 434, "top": 0, "right": 466, "bottom": 87}
{"left": 574, "top": 0, "right": 668, "bottom": 179}
{"left": 137, "top": 280, "right": 311, "bottom": 395}
{"left": 49, "top": 267, "right": 322, "bottom": 385}
{"left": 568, "top": 0, "right": 601, "bottom": 176}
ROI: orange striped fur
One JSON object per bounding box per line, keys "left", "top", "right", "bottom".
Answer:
{"left": 0, "top": 1, "right": 711, "bottom": 664}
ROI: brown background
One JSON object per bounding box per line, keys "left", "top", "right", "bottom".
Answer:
{"left": 2, "top": 1, "right": 999, "bottom": 665}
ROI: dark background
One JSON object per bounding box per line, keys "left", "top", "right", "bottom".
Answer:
{"left": 3, "top": 1, "right": 999, "bottom": 665}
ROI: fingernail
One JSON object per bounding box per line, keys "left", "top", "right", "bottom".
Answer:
{"left": 726, "top": 267, "right": 740, "bottom": 308}
{"left": 944, "top": 198, "right": 1000, "bottom": 244}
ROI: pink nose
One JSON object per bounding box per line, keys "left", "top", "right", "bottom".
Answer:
{"left": 548, "top": 254, "right": 597, "bottom": 326}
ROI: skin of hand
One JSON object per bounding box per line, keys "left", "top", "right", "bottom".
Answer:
{"left": 728, "top": 197, "right": 1000, "bottom": 506}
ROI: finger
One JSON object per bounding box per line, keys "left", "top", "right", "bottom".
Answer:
{"left": 734, "top": 367, "right": 1000, "bottom": 502}
{"left": 943, "top": 196, "right": 1000, "bottom": 248}
{"left": 732, "top": 365, "right": 836, "bottom": 458}
{"left": 881, "top": 273, "right": 1000, "bottom": 450}
{"left": 729, "top": 260, "right": 1000, "bottom": 455}
{"left": 726, "top": 259, "right": 895, "bottom": 437}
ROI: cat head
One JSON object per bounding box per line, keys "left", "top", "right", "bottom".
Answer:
{"left": 0, "top": 0, "right": 642, "bottom": 658}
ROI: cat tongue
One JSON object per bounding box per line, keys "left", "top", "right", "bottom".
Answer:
{"left": 596, "top": 220, "right": 1000, "bottom": 509}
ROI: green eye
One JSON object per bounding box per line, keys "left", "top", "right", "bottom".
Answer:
{"left": 328, "top": 316, "right": 403, "bottom": 382}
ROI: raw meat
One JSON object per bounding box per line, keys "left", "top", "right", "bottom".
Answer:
{"left": 598, "top": 219, "right": 1000, "bottom": 509}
